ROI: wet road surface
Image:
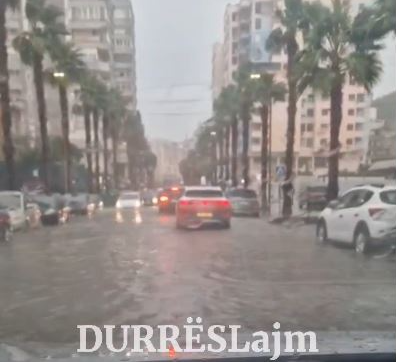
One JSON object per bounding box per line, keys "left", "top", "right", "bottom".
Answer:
{"left": 0, "top": 207, "right": 395, "bottom": 344}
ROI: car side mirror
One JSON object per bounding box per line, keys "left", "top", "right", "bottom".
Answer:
{"left": 327, "top": 200, "right": 339, "bottom": 209}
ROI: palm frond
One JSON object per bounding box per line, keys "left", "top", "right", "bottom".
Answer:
{"left": 346, "top": 51, "right": 382, "bottom": 91}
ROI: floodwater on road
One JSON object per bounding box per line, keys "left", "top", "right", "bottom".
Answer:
{"left": 0, "top": 208, "right": 395, "bottom": 346}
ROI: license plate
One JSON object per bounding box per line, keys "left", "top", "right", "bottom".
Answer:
{"left": 197, "top": 212, "right": 213, "bottom": 218}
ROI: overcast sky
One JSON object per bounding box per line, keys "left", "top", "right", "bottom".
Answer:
{"left": 132, "top": 0, "right": 396, "bottom": 142}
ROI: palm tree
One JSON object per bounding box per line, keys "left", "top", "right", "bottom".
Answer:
{"left": 235, "top": 65, "right": 256, "bottom": 189}
{"left": 214, "top": 86, "right": 239, "bottom": 186}
{"left": 266, "top": 0, "right": 306, "bottom": 216}
{"left": 251, "top": 74, "right": 286, "bottom": 214}
{"left": 0, "top": 0, "right": 18, "bottom": 189}
{"left": 299, "top": 0, "right": 382, "bottom": 200}
{"left": 47, "top": 42, "right": 85, "bottom": 192}
{"left": 79, "top": 75, "right": 97, "bottom": 193}
{"left": 106, "top": 90, "right": 126, "bottom": 189}
{"left": 13, "top": 0, "right": 66, "bottom": 189}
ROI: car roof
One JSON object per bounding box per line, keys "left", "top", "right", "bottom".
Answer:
{"left": 342, "top": 185, "right": 393, "bottom": 194}
{"left": 184, "top": 186, "right": 223, "bottom": 192}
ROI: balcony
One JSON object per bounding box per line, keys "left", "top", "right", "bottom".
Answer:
{"left": 69, "top": 19, "right": 109, "bottom": 30}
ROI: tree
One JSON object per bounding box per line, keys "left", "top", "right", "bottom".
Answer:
{"left": 251, "top": 74, "right": 286, "bottom": 213}
{"left": 102, "top": 88, "right": 126, "bottom": 190}
{"left": 299, "top": 0, "right": 382, "bottom": 200}
{"left": 214, "top": 86, "right": 240, "bottom": 186}
{"left": 13, "top": 0, "right": 66, "bottom": 189}
{"left": 0, "top": 0, "right": 19, "bottom": 189}
{"left": 235, "top": 64, "right": 256, "bottom": 189}
{"left": 266, "top": 0, "right": 306, "bottom": 216}
{"left": 47, "top": 42, "right": 85, "bottom": 192}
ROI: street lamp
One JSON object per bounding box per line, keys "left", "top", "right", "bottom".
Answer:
{"left": 53, "top": 72, "right": 65, "bottom": 78}
{"left": 250, "top": 73, "right": 261, "bottom": 79}
{"left": 210, "top": 131, "right": 217, "bottom": 137}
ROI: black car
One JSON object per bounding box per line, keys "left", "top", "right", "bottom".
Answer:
{"left": 36, "top": 197, "right": 70, "bottom": 226}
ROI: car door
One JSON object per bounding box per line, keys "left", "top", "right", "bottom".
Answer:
{"left": 337, "top": 189, "right": 374, "bottom": 243}
{"left": 326, "top": 190, "right": 360, "bottom": 241}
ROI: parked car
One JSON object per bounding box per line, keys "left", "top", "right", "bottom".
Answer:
{"left": 116, "top": 191, "right": 141, "bottom": 210}
{"left": 0, "top": 210, "right": 12, "bottom": 242}
{"left": 316, "top": 185, "right": 396, "bottom": 254}
{"left": 158, "top": 186, "right": 184, "bottom": 213}
{"left": 299, "top": 185, "right": 327, "bottom": 211}
{"left": 0, "top": 191, "right": 29, "bottom": 231}
{"left": 176, "top": 186, "right": 231, "bottom": 229}
{"left": 226, "top": 188, "right": 260, "bottom": 217}
{"left": 34, "top": 195, "right": 70, "bottom": 226}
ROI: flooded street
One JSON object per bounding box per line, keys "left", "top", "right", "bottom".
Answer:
{"left": 0, "top": 208, "right": 395, "bottom": 346}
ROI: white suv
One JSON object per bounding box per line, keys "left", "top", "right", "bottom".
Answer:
{"left": 316, "top": 185, "right": 396, "bottom": 254}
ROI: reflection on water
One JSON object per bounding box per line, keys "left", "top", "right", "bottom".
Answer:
{"left": 115, "top": 210, "right": 142, "bottom": 224}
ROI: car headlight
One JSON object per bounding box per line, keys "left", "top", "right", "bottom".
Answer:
{"left": 116, "top": 201, "right": 121, "bottom": 208}
{"left": 152, "top": 197, "right": 158, "bottom": 204}
{"left": 136, "top": 201, "right": 141, "bottom": 207}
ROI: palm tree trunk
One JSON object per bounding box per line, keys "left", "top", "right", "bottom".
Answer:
{"left": 328, "top": 81, "right": 343, "bottom": 201}
{"left": 111, "top": 129, "right": 119, "bottom": 189}
{"left": 241, "top": 105, "right": 250, "bottom": 188}
{"left": 282, "top": 38, "right": 298, "bottom": 217}
{"left": 102, "top": 113, "right": 109, "bottom": 191}
{"left": 224, "top": 123, "right": 230, "bottom": 182}
{"left": 83, "top": 105, "right": 93, "bottom": 193}
{"left": 218, "top": 128, "right": 224, "bottom": 181}
{"left": 231, "top": 114, "right": 238, "bottom": 187}
{"left": 260, "top": 105, "right": 269, "bottom": 214}
{"left": 0, "top": 5, "right": 15, "bottom": 190}
{"left": 93, "top": 108, "right": 100, "bottom": 193}
{"left": 33, "top": 53, "right": 49, "bottom": 190}
{"left": 58, "top": 83, "right": 71, "bottom": 193}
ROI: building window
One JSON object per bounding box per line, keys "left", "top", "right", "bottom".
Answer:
{"left": 356, "top": 108, "right": 364, "bottom": 116}
{"left": 348, "top": 94, "right": 355, "bottom": 101}
{"left": 347, "top": 124, "right": 354, "bottom": 131}
{"left": 355, "top": 137, "right": 363, "bottom": 144}
{"left": 321, "top": 92, "right": 329, "bottom": 100}
{"left": 306, "top": 109, "right": 314, "bottom": 117}
{"left": 321, "top": 109, "right": 329, "bottom": 116}
{"left": 348, "top": 109, "right": 355, "bottom": 116}
{"left": 255, "top": 18, "right": 262, "bottom": 30}
{"left": 306, "top": 138, "right": 314, "bottom": 148}
{"left": 346, "top": 138, "right": 353, "bottom": 145}
{"left": 307, "top": 124, "right": 314, "bottom": 132}
{"left": 232, "top": 56, "right": 237, "bottom": 65}
{"left": 255, "top": 2, "right": 262, "bottom": 14}
{"left": 232, "top": 12, "right": 237, "bottom": 21}
{"left": 301, "top": 124, "right": 306, "bottom": 133}
{"left": 357, "top": 93, "right": 365, "bottom": 102}
{"left": 321, "top": 123, "right": 328, "bottom": 130}
{"left": 320, "top": 138, "right": 327, "bottom": 146}
{"left": 355, "top": 122, "right": 364, "bottom": 131}
{"left": 307, "top": 94, "right": 314, "bottom": 102}
{"left": 252, "top": 137, "right": 261, "bottom": 145}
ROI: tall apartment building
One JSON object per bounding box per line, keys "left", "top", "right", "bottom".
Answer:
{"left": 213, "top": 0, "right": 374, "bottom": 186}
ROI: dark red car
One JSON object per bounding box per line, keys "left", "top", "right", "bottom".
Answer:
{"left": 158, "top": 186, "right": 184, "bottom": 214}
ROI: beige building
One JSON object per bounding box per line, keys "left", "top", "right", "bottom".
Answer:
{"left": 213, "top": 0, "right": 374, "bottom": 185}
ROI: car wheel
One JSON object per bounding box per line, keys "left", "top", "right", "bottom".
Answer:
{"left": 316, "top": 220, "right": 328, "bottom": 244}
{"left": 354, "top": 226, "right": 371, "bottom": 255}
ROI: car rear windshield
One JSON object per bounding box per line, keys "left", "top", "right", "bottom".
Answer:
{"left": 380, "top": 190, "right": 396, "bottom": 205}
{"left": 120, "top": 194, "right": 139, "bottom": 200}
{"left": 226, "top": 189, "right": 257, "bottom": 198}
{"left": 185, "top": 190, "right": 224, "bottom": 198}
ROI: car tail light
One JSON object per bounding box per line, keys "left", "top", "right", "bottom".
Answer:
{"left": 159, "top": 195, "right": 169, "bottom": 203}
{"left": 369, "top": 207, "right": 385, "bottom": 219}
{"left": 217, "top": 200, "right": 231, "bottom": 208}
